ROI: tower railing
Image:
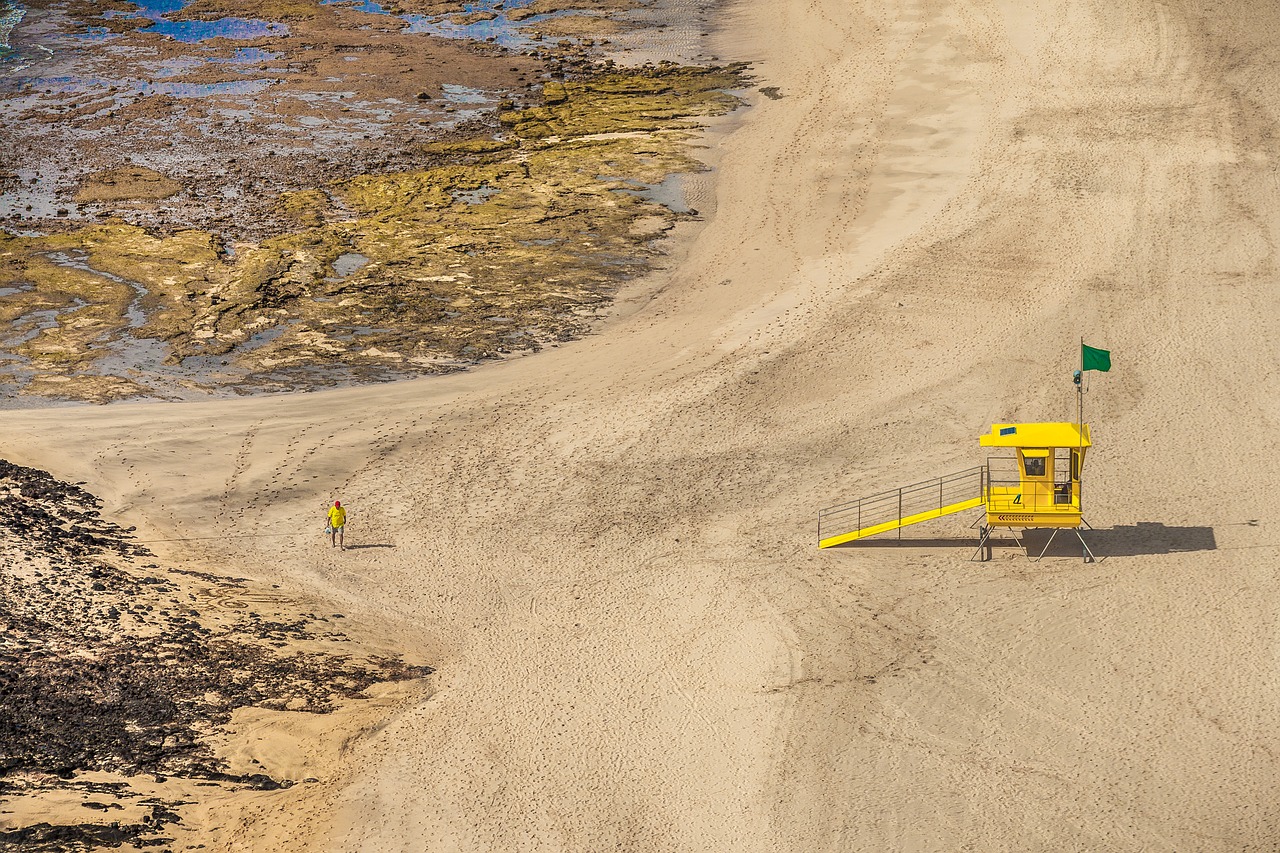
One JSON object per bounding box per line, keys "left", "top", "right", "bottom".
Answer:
{"left": 817, "top": 466, "right": 986, "bottom": 545}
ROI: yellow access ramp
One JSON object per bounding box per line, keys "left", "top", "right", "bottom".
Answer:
{"left": 818, "top": 467, "right": 986, "bottom": 549}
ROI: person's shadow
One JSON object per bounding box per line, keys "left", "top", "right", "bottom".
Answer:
{"left": 343, "top": 544, "right": 395, "bottom": 550}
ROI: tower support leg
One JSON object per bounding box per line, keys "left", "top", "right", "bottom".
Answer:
{"left": 1033, "top": 528, "right": 1059, "bottom": 562}
{"left": 1074, "top": 528, "right": 1099, "bottom": 563}
{"left": 971, "top": 525, "right": 993, "bottom": 562}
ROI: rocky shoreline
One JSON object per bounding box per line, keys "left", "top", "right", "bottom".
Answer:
{"left": 0, "top": 0, "right": 747, "bottom": 404}
{"left": 0, "top": 458, "right": 430, "bottom": 849}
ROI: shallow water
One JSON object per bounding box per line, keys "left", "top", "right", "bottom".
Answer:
{"left": 452, "top": 183, "right": 501, "bottom": 205}
{"left": 46, "top": 250, "right": 149, "bottom": 327}
{"left": 600, "top": 172, "right": 693, "bottom": 214}
{"left": 146, "top": 17, "right": 288, "bottom": 43}
{"left": 409, "top": 7, "right": 584, "bottom": 50}
{"left": 333, "top": 252, "right": 371, "bottom": 278}
{"left": 91, "top": 0, "right": 289, "bottom": 44}
{"left": 224, "top": 47, "right": 280, "bottom": 63}
{"left": 0, "top": 167, "right": 83, "bottom": 221}
{"left": 0, "top": 2, "right": 23, "bottom": 62}
{"left": 320, "top": 0, "right": 584, "bottom": 50}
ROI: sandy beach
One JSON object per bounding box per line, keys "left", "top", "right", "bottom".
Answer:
{"left": 5, "top": 0, "right": 1280, "bottom": 849}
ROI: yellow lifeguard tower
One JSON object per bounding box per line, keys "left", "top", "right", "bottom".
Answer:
{"left": 817, "top": 421, "right": 1098, "bottom": 561}
{"left": 976, "top": 422, "right": 1096, "bottom": 561}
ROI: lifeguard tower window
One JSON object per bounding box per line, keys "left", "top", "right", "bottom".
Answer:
{"left": 1023, "top": 456, "right": 1046, "bottom": 477}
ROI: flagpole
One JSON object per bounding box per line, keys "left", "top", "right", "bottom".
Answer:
{"left": 1076, "top": 341, "right": 1111, "bottom": 523}
{"left": 1077, "top": 336, "right": 1084, "bottom": 509}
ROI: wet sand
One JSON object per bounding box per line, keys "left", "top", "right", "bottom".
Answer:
{"left": 6, "top": 0, "right": 1280, "bottom": 850}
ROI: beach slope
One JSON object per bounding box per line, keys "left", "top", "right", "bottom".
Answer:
{"left": 4, "top": 0, "right": 1280, "bottom": 849}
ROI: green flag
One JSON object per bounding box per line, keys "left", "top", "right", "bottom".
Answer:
{"left": 1082, "top": 343, "right": 1111, "bottom": 372}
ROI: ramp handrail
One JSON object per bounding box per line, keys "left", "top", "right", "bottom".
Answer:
{"left": 818, "top": 466, "right": 986, "bottom": 546}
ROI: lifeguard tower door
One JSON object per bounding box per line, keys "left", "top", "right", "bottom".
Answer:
{"left": 1066, "top": 448, "right": 1082, "bottom": 506}
{"left": 1018, "top": 448, "right": 1053, "bottom": 513}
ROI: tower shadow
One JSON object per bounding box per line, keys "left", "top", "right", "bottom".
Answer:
{"left": 1022, "top": 522, "right": 1216, "bottom": 558}
{"left": 832, "top": 522, "right": 1217, "bottom": 558}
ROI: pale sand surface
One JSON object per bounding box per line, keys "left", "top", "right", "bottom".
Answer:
{"left": 6, "top": 0, "right": 1280, "bottom": 848}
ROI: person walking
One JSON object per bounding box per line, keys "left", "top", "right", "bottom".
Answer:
{"left": 327, "top": 500, "right": 347, "bottom": 550}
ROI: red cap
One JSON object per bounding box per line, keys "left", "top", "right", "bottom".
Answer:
{"left": 334, "top": 500, "right": 341, "bottom": 507}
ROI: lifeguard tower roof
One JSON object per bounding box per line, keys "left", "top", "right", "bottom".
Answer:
{"left": 979, "top": 422, "right": 1091, "bottom": 448}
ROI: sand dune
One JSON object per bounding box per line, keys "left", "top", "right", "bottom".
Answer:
{"left": 5, "top": 0, "right": 1280, "bottom": 848}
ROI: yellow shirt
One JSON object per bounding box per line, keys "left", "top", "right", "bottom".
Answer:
{"left": 328, "top": 506, "right": 347, "bottom": 528}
